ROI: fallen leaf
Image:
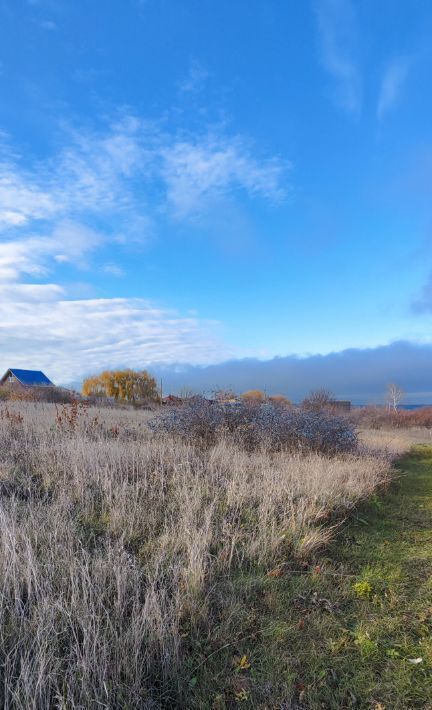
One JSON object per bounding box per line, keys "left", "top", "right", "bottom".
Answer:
{"left": 407, "top": 657, "right": 423, "bottom": 664}
{"left": 267, "top": 566, "right": 283, "bottom": 578}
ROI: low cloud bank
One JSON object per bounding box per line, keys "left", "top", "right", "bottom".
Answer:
{"left": 149, "top": 340, "right": 432, "bottom": 404}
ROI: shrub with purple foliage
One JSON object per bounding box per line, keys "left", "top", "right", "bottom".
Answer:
{"left": 150, "top": 398, "right": 358, "bottom": 454}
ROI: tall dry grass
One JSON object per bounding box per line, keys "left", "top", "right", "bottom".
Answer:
{"left": 0, "top": 402, "right": 391, "bottom": 708}
{"left": 360, "top": 426, "right": 432, "bottom": 454}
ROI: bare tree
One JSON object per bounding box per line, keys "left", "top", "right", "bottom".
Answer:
{"left": 301, "top": 389, "right": 334, "bottom": 412}
{"left": 385, "top": 383, "right": 405, "bottom": 411}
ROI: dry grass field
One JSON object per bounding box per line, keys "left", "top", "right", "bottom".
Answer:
{"left": 360, "top": 426, "right": 432, "bottom": 454}
{"left": 0, "top": 402, "right": 400, "bottom": 707}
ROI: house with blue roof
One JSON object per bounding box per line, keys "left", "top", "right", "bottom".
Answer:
{"left": 0, "top": 369, "right": 54, "bottom": 387}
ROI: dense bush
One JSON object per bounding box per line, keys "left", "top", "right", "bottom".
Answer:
{"left": 0, "top": 385, "right": 74, "bottom": 403}
{"left": 150, "top": 398, "right": 358, "bottom": 454}
{"left": 350, "top": 406, "right": 432, "bottom": 429}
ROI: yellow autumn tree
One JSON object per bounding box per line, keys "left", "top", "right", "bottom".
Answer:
{"left": 82, "top": 369, "right": 159, "bottom": 403}
{"left": 268, "top": 394, "right": 291, "bottom": 407}
{"left": 240, "top": 389, "right": 266, "bottom": 403}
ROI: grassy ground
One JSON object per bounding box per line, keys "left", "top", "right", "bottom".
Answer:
{"left": 0, "top": 404, "right": 389, "bottom": 708}
{"left": 360, "top": 427, "right": 432, "bottom": 453}
{"left": 0, "top": 405, "right": 429, "bottom": 708}
{"left": 192, "top": 447, "right": 432, "bottom": 709}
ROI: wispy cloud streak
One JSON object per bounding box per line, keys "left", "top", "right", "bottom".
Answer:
{"left": 377, "top": 58, "right": 410, "bottom": 121}
{"left": 0, "top": 114, "right": 286, "bottom": 375}
{"left": 161, "top": 134, "right": 287, "bottom": 220}
{"left": 0, "top": 116, "right": 287, "bottom": 237}
{"left": 315, "top": 0, "right": 362, "bottom": 117}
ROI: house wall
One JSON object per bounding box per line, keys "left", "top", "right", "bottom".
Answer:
{"left": 0, "top": 371, "right": 16, "bottom": 386}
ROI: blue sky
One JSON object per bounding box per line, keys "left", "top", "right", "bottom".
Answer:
{"left": 1, "top": 0, "right": 432, "bottom": 397}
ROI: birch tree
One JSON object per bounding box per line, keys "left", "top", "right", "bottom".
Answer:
{"left": 385, "top": 383, "right": 404, "bottom": 411}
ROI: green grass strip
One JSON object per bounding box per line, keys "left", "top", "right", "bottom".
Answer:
{"left": 192, "top": 447, "right": 432, "bottom": 708}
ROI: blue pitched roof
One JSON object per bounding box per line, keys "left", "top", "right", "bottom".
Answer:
{"left": 8, "top": 369, "right": 54, "bottom": 386}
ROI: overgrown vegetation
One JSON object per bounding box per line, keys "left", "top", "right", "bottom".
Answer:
{"left": 229, "top": 445, "right": 431, "bottom": 709}
{"left": 0, "top": 383, "right": 74, "bottom": 403}
{"left": 351, "top": 405, "right": 432, "bottom": 429}
{"left": 150, "top": 397, "right": 358, "bottom": 454}
{"left": 0, "top": 401, "right": 394, "bottom": 707}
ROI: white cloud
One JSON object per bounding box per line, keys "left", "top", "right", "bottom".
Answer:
{"left": 1, "top": 211, "right": 28, "bottom": 226}
{"left": 377, "top": 58, "right": 410, "bottom": 122}
{"left": 0, "top": 238, "right": 52, "bottom": 280}
{"left": 0, "top": 222, "right": 103, "bottom": 280}
{"left": 50, "top": 221, "right": 103, "bottom": 265}
{"left": 52, "top": 118, "right": 147, "bottom": 215}
{"left": 0, "top": 283, "right": 64, "bottom": 302}
{"left": 0, "top": 294, "right": 229, "bottom": 383}
{"left": 0, "top": 117, "right": 287, "bottom": 268}
{"left": 161, "top": 135, "right": 287, "bottom": 219}
{"left": 315, "top": 0, "right": 362, "bottom": 117}
{"left": 0, "top": 118, "right": 287, "bottom": 233}
{"left": 0, "top": 115, "right": 286, "bottom": 380}
{"left": 0, "top": 116, "right": 148, "bottom": 234}
{"left": 0, "top": 161, "right": 57, "bottom": 226}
